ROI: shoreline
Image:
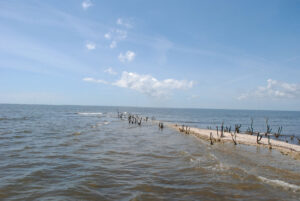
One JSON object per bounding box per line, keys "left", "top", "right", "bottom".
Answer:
{"left": 164, "top": 123, "right": 300, "bottom": 160}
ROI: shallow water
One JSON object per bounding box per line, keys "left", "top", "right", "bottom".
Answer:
{"left": 0, "top": 104, "right": 299, "bottom": 200}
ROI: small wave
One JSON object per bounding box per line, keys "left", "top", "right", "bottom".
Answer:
{"left": 208, "top": 153, "right": 218, "bottom": 160}
{"left": 73, "top": 132, "right": 81, "bottom": 135}
{"left": 0, "top": 131, "right": 12, "bottom": 135}
{"left": 77, "top": 112, "right": 103, "bottom": 116}
{"left": 164, "top": 120, "right": 202, "bottom": 124}
{"left": 0, "top": 116, "right": 31, "bottom": 121}
{"left": 16, "top": 130, "right": 32, "bottom": 134}
{"left": 258, "top": 176, "right": 300, "bottom": 192}
{"left": 94, "top": 121, "right": 110, "bottom": 127}
{"left": 204, "top": 162, "right": 230, "bottom": 172}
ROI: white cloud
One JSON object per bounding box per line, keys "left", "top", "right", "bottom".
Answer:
{"left": 113, "top": 71, "right": 194, "bottom": 97}
{"left": 82, "top": 0, "right": 92, "bottom": 10}
{"left": 116, "top": 18, "right": 132, "bottom": 28}
{"left": 109, "top": 41, "right": 117, "bottom": 49}
{"left": 83, "top": 77, "right": 108, "bottom": 84}
{"left": 104, "top": 67, "right": 117, "bottom": 75}
{"left": 238, "top": 79, "right": 300, "bottom": 100}
{"left": 118, "top": 51, "right": 135, "bottom": 62}
{"left": 104, "top": 33, "right": 111, "bottom": 39}
{"left": 85, "top": 42, "right": 96, "bottom": 50}
{"left": 104, "top": 29, "right": 127, "bottom": 48}
{"left": 114, "top": 29, "right": 127, "bottom": 40}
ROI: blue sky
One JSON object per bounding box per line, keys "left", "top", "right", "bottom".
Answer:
{"left": 0, "top": 0, "right": 300, "bottom": 110}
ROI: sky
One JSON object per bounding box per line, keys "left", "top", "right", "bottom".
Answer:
{"left": 0, "top": 0, "right": 300, "bottom": 110}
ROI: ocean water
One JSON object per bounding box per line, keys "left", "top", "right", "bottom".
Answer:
{"left": 0, "top": 104, "right": 299, "bottom": 200}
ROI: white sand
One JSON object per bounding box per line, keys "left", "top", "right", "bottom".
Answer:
{"left": 166, "top": 123, "right": 300, "bottom": 160}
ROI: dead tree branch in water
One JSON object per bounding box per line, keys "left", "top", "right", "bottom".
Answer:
{"left": 274, "top": 126, "right": 282, "bottom": 138}
{"left": 210, "top": 132, "right": 214, "bottom": 145}
{"left": 179, "top": 125, "right": 185, "bottom": 132}
{"left": 220, "top": 122, "right": 224, "bottom": 137}
{"left": 158, "top": 122, "right": 164, "bottom": 130}
{"left": 268, "top": 134, "right": 272, "bottom": 149}
{"left": 257, "top": 132, "right": 263, "bottom": 144}
{"left": 246, "top": 118, "right": 254, "bottom": 135}
{"left": 265, "top": 118, "right": 272, "bottom": 136}
{"left": 231, "top": 131, "right": 237, "bottom": 145}
{"left": 235, "top": 124, "right": 241, "bottom": 134}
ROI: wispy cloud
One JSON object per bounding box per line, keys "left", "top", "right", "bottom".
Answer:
{"left": 85, "top": 42, "right": 96, "bottom": 50}
{"left": 104, "top": 33, "right": 111, "bottom": 40}
{"left": 0, "top": 1, "right": 107, "bottom": 40}
{"left": 0, "top": 27, "right": 94, "bottom": 74}
{"left": 113, "top": 71, "right": 194, "bottom": 97}
{"left": 104, "top": 29, "right": 127, "bottom": 49}
{"left": 116, "top": 18, "right": 132, "bottom": 28}
{"left": 238, "top": 79, "right": 300, "bottom": 100}
{"left": 82, "top": 0, "right": 92, "bottom": 10}
{"left": 83, "top": 77, "right": 108, "bottom": 84}
{"left": 109, "top": 41, "right": 117, "bottom": 49}
{"left": 118, "top": 51, "right": 135, "bottom": 62}
{"left": 104, "top": 67, "right": 117, "bottom": 75}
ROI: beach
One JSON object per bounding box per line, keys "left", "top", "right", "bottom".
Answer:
{"left": 169, "top": 124, "right": 300, "bottom": 160}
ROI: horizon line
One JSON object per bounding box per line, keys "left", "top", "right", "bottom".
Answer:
{"left": 0, "top": 102, "right": 299, "bottom": 113}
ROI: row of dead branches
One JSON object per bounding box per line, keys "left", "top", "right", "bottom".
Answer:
{"left": 117, "top": 111, "right": 165, "bottom": 131}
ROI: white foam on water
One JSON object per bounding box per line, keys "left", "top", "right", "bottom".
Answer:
{"left": 77, "top": 112, "right": 103, "bottom": 116}
{"left": 208, "top": 153, "right": 218, "bottom": 160}
{"left": 258, "top": 176, "right": 300, "bottom": 192}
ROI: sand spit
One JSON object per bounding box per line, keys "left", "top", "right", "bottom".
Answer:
{"left": 166, "top": 123, "right": 300, "bottom": 160}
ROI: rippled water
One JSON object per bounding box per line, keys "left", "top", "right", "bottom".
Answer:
{"left": 0, "top": 104, "right": 300, "bottom": 200}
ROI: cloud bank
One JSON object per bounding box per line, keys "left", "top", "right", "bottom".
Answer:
{"left": 238, "top": 79, "right": 300, "bottom": 100}
{"left": 83, "top": 71, "right": 193, "bottom": 97}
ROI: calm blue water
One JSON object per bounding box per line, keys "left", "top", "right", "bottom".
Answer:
{"left": 0, "top": 104, "right": 299, "bottom": 200}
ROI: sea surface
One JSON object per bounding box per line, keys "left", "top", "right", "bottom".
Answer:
{"left": 0, "top": 104, "right": 300, "bottom": 200}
